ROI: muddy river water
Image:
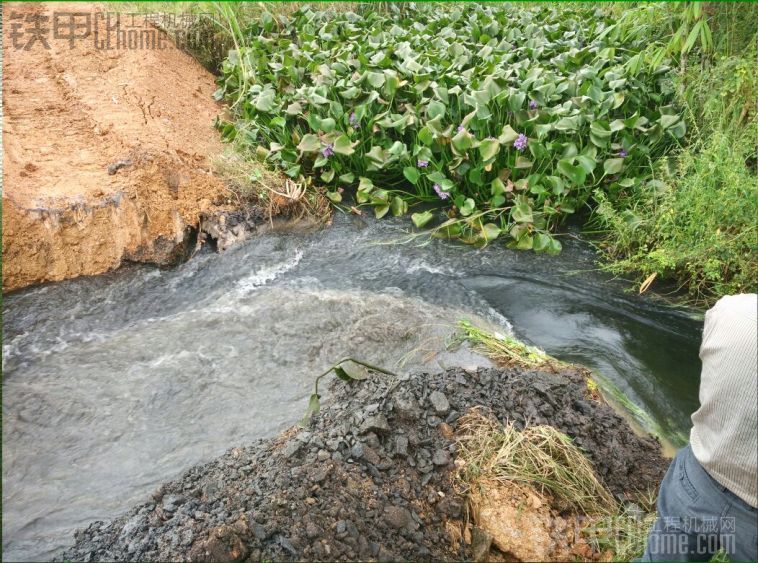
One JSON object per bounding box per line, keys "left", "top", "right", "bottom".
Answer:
{"left": 2, "top": 213, "right": 703, "bottom": 561}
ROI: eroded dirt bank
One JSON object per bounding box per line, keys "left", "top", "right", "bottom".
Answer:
{"left": 60, "top": 366, "right": 667, "bottom": 562}
{"left": 2, "top": 2, "right": 238, "bottom": 291}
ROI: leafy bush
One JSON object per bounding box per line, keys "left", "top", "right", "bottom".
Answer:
{"left": 593, "top": 108, "right": 758, "bottom": 304}
{"left": 591, "top": 8, "right": 758, "bottom": 305}
{"left": 213, "top": 3, "right": 685, "bottom": 253}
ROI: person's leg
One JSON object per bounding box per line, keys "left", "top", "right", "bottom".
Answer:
{"left": 717, "top": 483, "right": 758, "bottom": 562}
{"left": 641, "top": 445, "right": 727, "bottom": 562}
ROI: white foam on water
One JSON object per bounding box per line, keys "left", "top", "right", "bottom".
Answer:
{"left": 404, "top": 260, "right": 451, "bottom": 276}
{"left": 234, "top": 249, "right": 304, "bottom": 295}
{"left": 483, "top": 305, "right": 514, "bottom": 333}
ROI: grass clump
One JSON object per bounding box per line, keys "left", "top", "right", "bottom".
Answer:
{"left": 212, "top": 150, "right": 331, "bottom": 225}
{"left": 584, "top": 505, "right": 657, "bottom": 562}
{"left": 454, "top": 320, "right": 558, "bottom": 369}
{"left": 456, "top": 410, "right": 616, "bottom": 516}
{"left": 585, "top": 501, "right": 731, "bottom": 562}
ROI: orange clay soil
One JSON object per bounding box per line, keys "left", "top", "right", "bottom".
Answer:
{"left": 2, "top": 2, "right": 237, "bottom": 292}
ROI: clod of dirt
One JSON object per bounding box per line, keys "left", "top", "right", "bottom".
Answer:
{"left": 58, "top": 365, "right": 667, "bottom": 562}
{"left": 107, "top": 159, "right": 134, "bottom": 176}
{"left": 472, "top": 482, "right": 563, "bottom": 561}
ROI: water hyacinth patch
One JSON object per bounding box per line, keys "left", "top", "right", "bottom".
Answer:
{"left": 215, "top": 3, "right": 684, "bottom": 253}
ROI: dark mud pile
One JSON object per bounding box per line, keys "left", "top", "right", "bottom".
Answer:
{"left": 60, "top": 366, "right": 668, "bottom": 562}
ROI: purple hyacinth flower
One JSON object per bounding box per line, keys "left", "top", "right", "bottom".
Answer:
{"left": 417, "top": 159, "right": 429, "bottom": 168}
{"left": 321, "top": 143, "right": 334, "bottom": 158}
{"left": 619, "top": 149, "right": 628, "bottom": 158}
{"left": 349, "top": 112, "right": 360, "bottom": 129}
{"left": 529, "top": 100, "right": 538, "bottom": 110}
{"left": 513, "top": 133, "right": 528, "bottom": 151}
{"left": 457, "top": 125, "right": 465, "bottom": 133}
{"left": 433, "top": 183, "right": 449, "bottom": 200}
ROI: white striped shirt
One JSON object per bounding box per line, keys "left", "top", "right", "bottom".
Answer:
{"left": 690, "top": 293, "right": 757, "bottom": 508}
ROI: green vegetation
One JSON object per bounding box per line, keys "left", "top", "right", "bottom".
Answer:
{"left": 454, "top": 319, "right": 555, "bottom": 369}
{"left": 587, "top": 504, "right": 730, "bottom": 563}
{"left": 585, "top": 505, "right": 657, "bottom": 562}
{"left": 299, "top": 357, "right": 396, "bottom": 427}
{"left": 213, "top": 3, "right": 685, "bottom": 254}
{"left": 212, "top": 150, "right": 332, "bottom": 223}
{"left": 590, "top": 3, "right": 757, "bottom": 305}
{"left": 589, "top": 371, "right": 677, "bottom": 445}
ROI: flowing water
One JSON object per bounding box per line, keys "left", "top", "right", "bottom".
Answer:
{"left": 2, "top": 212, "right": 703, "bottom": 561}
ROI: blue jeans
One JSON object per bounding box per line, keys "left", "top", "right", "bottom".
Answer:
{"left": 642, "top": 445, "right": 757, "bottom": 562}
